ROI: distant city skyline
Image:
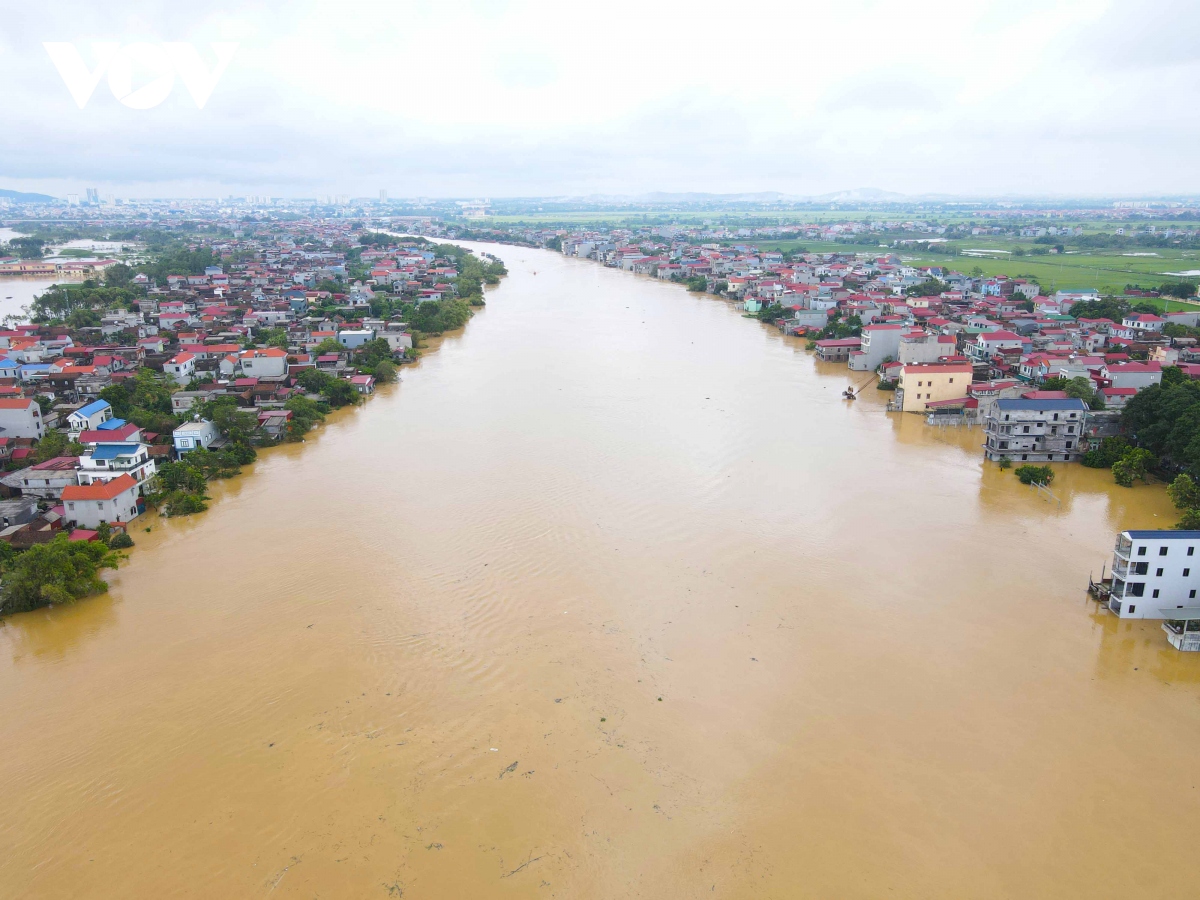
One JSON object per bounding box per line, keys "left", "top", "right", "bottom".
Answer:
{"left": 3, "top": 0, "right": 1196, "bottom": 199}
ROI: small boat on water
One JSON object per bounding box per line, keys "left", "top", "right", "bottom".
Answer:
{"left": 843, "top": 386, "right": 857, "bottom": 400}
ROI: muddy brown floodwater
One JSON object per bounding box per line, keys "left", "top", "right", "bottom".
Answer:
{"left": 2, "top": 242, "right": 1199, "bottom": 899}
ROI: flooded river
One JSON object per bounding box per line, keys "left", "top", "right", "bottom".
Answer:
{"left": 1, "top": 243, "right": 1198, "bottom": 899}
{"left": 0, "top": 227, "right": 87, "bottom": 321}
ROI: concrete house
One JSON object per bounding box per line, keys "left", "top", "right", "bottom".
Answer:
{"left": 1112, "top": 314, "right": 1165, "bottom": 342}
{"left": 0, "top": 398, "right": 45, "bottom": 440}
{"left": 164, "top": 352, "right": 197, "bottom": 385}
{"left": 1, "top": 457, "right": 80, "bottom": 499}
{"left": 1100, "top": 361, "right": 1162, "bottom": 392}
{"left": 382, "top": 332, "right": 413, "bottom": 353}
{"left": 173, "top": 419, "right": 221, "bottom": 455}
{"left": 898, "top": 331, "right": 956, "bottom": 365}
{"left": 813, "top": 337, "right": 861, "bottom": 363}
{"left": 848, "top": 324, "right": 905, "bottom": 372}
{"left": 78, "top": 442, "right": 157, "bottom": 486}
{"left": 982, "top": 397, "right": 1087, "bottom": 462}
{"left": 66, "top": 399, "right": 112, "bottom": 437}
{"left": 337, "top": 330, "right": 375, "bottom": 350}
{"left": 1106, "top": 531, "right": 1200, "bottom": 629}
{"left": 893, "top": 362, "right": 972, "bottom": 413}
{"left": 61, "top": 473, "right": 141, "bottom": 529}
{"left": 970, "top": 330, "right": 1027, "bottom": 361}
{"left": 237, "top": 348, "right": 289, "bottom": 378}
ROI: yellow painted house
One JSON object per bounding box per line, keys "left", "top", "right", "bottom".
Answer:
{"left": 896, "top": 362, "right": 973, "bottom": 412}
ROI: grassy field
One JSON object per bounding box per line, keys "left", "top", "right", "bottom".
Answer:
{"left": 748, "top": 237, "right": 1200, "bottom": 296}
{"left": 477, "top": 208, "right": 1200, "bottom": 296}
{"left": 900, "top": 245, "right": 1200, "bottom": 296}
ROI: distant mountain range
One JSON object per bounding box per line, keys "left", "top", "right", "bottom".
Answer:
{"left": 0, "top": 189, "right": 57, "bottom": 203}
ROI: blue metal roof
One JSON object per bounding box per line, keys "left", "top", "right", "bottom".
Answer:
{"left": 1126, "top": 530, "right": 1200, "bottom": 540}
{"left": 995, "top": 398, "right": 1089, "bottom": 411}
{"left": 89, "top": 443, "right": 141, "bottom": 460}
{"left": 75, "top": 399, "right": 111, "bottom": 418}
{"left": 95, "top": 417, "right": 128, "bottom": 431}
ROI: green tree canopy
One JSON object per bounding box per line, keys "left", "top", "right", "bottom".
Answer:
{"left": 1, "top": 534, "right": 124, "bottom": 614}
{"left": 1121, "top": 379, "right": 1200, "bottom": 474}
{"left": 297, "top": 369, "right": 360, "bottom": 408}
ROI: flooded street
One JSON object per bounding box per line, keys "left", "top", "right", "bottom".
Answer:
{"left": 0, "top": 275, "right": 80, "bottom": 322}
{"left": 0, "top": 227, "right": 85, "bottom": 320}
{"left": 2, "top": 242, "right": 1198, "bottom": 899}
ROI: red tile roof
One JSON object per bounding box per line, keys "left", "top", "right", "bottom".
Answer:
{"left": 62, "top": 473, "right": 138, "bottom": 501}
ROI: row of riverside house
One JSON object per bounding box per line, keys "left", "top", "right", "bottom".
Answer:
{"left": 548, "top": 227, "right": 1200, "bottom": 647}
{"left": 557, "top": 232, "right": 1195, "bottom": 464}
{"left": 0, "top": 228, "right": 474, "bottom": 548}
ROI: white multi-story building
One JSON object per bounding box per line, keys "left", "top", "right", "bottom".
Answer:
{"left": 77, "top": 442, "right": 157, "bottom": 486}
{"left": 164, "top": 352, "right": 196, "bottom": 385}
{"left": 848, "top": 324, "right": 905, "bottom": 372}
{"left": 0, "top": 398, "right": 45, "bottom": 439}
{"left": 66, "top": 399, "right": 111, "bottom": 437}
{"left": 61, "top": 473, "right": 142, "bottom": 529}
{"left": 1107, "top": 530, "right": 1200, "bottom": 622}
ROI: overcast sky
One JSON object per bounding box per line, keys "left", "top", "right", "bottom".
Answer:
{"left": 1, "top": 0, "right": 1197, "bottom": 199}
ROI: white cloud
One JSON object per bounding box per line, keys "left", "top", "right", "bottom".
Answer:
{"left": 1, "top": 0, "right": 1197, "bottom": 197}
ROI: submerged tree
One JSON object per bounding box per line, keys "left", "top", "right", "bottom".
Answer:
{"left": 1, "top": 534, "right": 124, "bottom": 614}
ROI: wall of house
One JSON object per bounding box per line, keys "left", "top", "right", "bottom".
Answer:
{"left": 849, "top": 328, "right": 903, "bottom": 371}
{"left": 898, "top": 337, "right": 945, "bottom": 365}
{"left": 983, "top": 406, "right": 1085, "bottom": 462}
{"left": 1109, "top": 537, "right": 1200, "bottom": 619}
{"left": 0, "top": 406, "right": 43, "bottom": 439}
{"left": 899, "top": 368, "right": 970, "bottom": 412}
{"left": 242, "top": 356, "right": 287, "bottom": 377}
{"left": 1107, "top": 371, "right": 1162, "bottom": 391}
{"left": 65, "top": 489, "right": 140, "bottom": 529}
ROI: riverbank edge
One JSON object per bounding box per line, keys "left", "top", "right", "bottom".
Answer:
{"left": 0, "top": 247, "right": 507, "bottom": 619}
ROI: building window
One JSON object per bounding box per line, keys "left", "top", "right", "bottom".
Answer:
{"left": 1137, "top": 546, "right": 1147, "bottom": 556}
{"left": 1186, "top": 569, "right": 1191, "bottom": 577}
{"left": 1023, "top": 426, "right": 1030, "bottom": 433}
{"left": 1129, "top": 605, "right": 1137, "bottom": 614}
{"left": 1153, "top": 589, "right": 1160, "bottom": 599}
{"left": 1128, "top": 583, "right": 1145, "bottom": 596}
{"left": 1157, "top": 568, "right": 1164, "bottom": 577}
{"left": 1191, "top": 590, "right": 1197, "bottom": 599}
{"left": 1189, "top": 547, "right": 1195, "bottom": 556}
{"left": 1160, "top": 547, "right": 1169, "bottom": 556}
